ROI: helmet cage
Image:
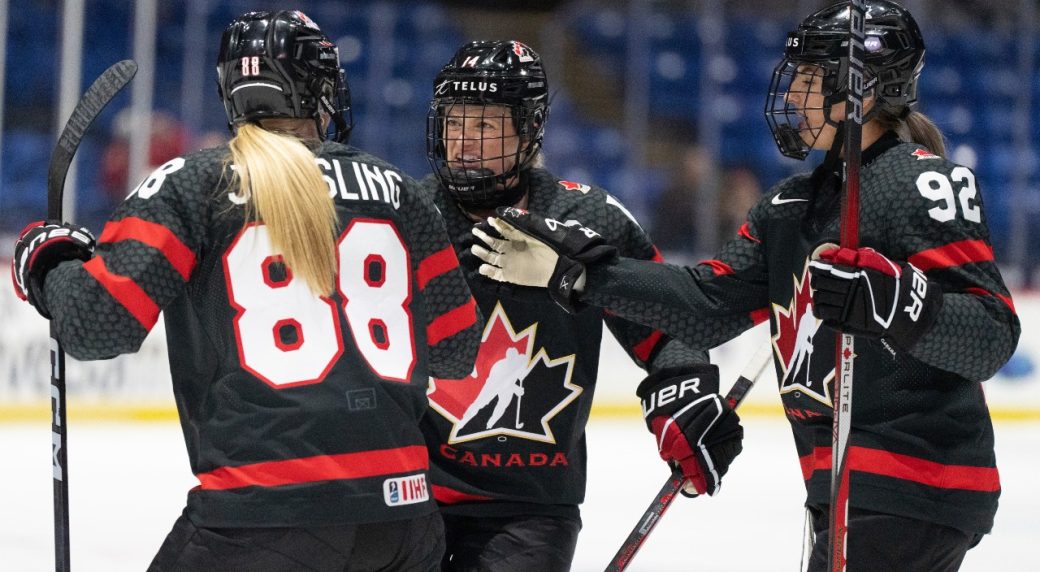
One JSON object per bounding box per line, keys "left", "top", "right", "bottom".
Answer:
{"left": 426, "top": 98, "right": 542, "bottom": 210}
{"left": 764, "top": 1, "right": 925, "bottom": 160}
{"left": 216, "top": 10, "right": 353, "bottom": 142}
{"left": 425, "top": 40, "right": 549, "bottom": 209}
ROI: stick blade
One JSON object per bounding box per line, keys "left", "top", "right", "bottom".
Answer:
{"left": 47, "top": 59, "right": 138, "bottom": 220}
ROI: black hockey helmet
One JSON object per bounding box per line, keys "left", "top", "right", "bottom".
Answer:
{"left": 765, "top": 0, "right": 925, "bottom": 159}
{"left": 216, "top": 10, "right": 352, "bottom": 142}
{"left": 426, "top": 40, "right": 550, "bottom": 210}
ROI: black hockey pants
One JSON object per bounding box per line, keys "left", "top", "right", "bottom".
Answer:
{"left": 148, "top": 508, "right": 444, "bottom": 571}
{"left": 807, "top": 506, "right": 983, "bottom": 572}
{"left": 440, "top": 512, "right": 582, "bottom": 572}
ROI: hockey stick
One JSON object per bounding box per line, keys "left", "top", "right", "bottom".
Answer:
{"left": 515, "top": 376, "right": 525, "bottom": 429}
{"left": 46, "top": 59, "right": 138, "bottom": 572}
{"left": 605, "top": 342, "right": 773, "bottom": 572}
{"left": 828, "top": 3, "right": 865, "bottom": 571}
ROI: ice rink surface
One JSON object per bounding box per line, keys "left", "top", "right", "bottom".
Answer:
{"left": 2, "top": 416, "right": 1037, "bottom": 571}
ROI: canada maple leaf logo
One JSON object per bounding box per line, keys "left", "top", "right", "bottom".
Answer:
{"left": 428, "top": 303, "right": 582, "bottom": 444}
{"left": 772, "top": 259, "right": 834, "bottom": 406}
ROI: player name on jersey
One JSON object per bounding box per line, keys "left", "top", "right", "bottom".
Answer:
{"left": 226, "top": 158, "right": 403, "bottom": 209}
{"left": 318, "top": 158, "right": 403, "bottom": 208}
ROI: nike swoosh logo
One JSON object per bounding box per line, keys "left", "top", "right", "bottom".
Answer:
{"left": 771, "top": 194, "right": 808, "bottom": 205}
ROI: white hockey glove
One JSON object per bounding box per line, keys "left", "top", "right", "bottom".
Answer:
{"left": 471, "top": 207, "right": 617, "bottom": 312}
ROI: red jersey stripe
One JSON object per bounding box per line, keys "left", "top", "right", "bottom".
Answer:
{"left": 99, "top": 217, "right": 196, "bottom": 281}
{"left": 799, "top": 446, "right": 999, "bottom": 492}
{"left": 417, "top": 246, "right": 460, "bottom": 290}
{"left": 432, "top": 484, "right": 493, "bottom": 504}
{"left": 965, "top": 287, "right": 1017, "bottom": 315}
{"left": 427, "top": 297, "right": 478, "bottom": 346}
{"left": 632, "top": 330, "right": 663, "bottom": 362}
{"left": 700, "top": 259, "right": 734, "bottom": 276}
{"left": 749, "top": 308, "right": 770, "bottom": 325}
{"left": 738, "top": 222, "right": 760, "bottom": 243}
{"left": 197, "top": 445, "right": 430, "bottom": 491}
{"left": 909, "top": 239, "right": 993, "bottom": 271}
{"left": 82, "top": 256, "right": 160, "bottom": 330}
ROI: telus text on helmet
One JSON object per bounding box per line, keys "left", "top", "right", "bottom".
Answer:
{"left": 435, "top": 80, "right": 499, "bottom": 96}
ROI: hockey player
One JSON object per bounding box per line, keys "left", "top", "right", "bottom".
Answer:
{"left": 471, "top": 2, "right": 1020, "bottom": 570}
{"left": 11, "top": 11, "right": 482, "bottom": 571}
{"left": 421, "top": 40, "right": 742, "bottom": 571}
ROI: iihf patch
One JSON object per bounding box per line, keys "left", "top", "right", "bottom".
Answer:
{"left": 383, "top": 473, "right": 429, "bottom": 506}
{"left": 910, "top": 148, "right": 941, "bottom": 160}
{"left": 558, "top": 180, "right": 591, "bottom": 193}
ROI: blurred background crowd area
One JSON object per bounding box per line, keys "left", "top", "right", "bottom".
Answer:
{"left": 1, "top": 0, "right": 1037, "bottom": 285}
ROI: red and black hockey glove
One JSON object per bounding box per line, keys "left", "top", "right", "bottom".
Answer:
{"left": 808, "top": 245, "right": 942, "bottom": 351}
{"left": 471, "top": 206, "right": 618, "bottom": 312}
{"left": 636, "top": 365, "right": 743, "bottom": 497}
{"left": 11, "top": 220, "right": 96, "bottom": 319}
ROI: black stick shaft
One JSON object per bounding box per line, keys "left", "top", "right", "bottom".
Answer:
{"left": 828, "top": 2, "right": 866, "bottom": 570}
{"left": 45, "top": 59, "right": 137, "bottom": 572}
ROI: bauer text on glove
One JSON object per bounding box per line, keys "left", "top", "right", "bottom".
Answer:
{"left": 636, "top": 365, "right": 743, "bottom": 496}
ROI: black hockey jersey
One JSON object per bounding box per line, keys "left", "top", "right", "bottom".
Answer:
{"left": 44, "top": 141, "right": 483, "bottom": 527}
{"left": 420, "top": 169, "right": 707, "bottom": 519}
{"left": 581, "top": 135, "right": 1020, "bottom": 534}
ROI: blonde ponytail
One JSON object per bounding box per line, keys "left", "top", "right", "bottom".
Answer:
{"left": 878, "top": 109, "right": 947, "bottom": 158}
{"left": 227, "top": 123, "right": 337, "bottom": 296}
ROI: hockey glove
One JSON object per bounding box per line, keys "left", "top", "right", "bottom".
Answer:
{"left": 636, "top": 365, "right": 743, "bottom": 497}
{"left": 808, "top": 245, "right": 942, "bottom": 351}
{"left": 472, "top": 206, "right": 618, "bottom": 312}
{"left": 11, "top": 220, "right": 96, "bottom": 319}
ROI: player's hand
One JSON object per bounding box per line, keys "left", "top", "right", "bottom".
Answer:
{"left": 636, "top": 365, "right": 743, "bottom": 497}
{"left": 808, "top": 244, "right": 942, "bottom": 351}
{"left": 11, "top": 220, "right": 96, "bottom": 319}
{"left": 471, "top": 206, "right": 617, "bottom": 312}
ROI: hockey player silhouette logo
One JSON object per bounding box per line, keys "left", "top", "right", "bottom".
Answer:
{"left": 773, "top": 260, "right": 835, "bottom": 406}
{"left": 428, "top": 303, "right": 582, "bottom": 444}
{"left": 458, "top": 348, "right": 527, "bottom": 430}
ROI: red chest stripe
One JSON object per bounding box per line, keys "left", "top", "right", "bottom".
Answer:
{"left": 799, "top": 446, "right": 999, "bottom": 492}
{"left": 427, "top": 297, "right": 478, "bottom": 346}
{"left": 417, "top": 246, "right": 460, "bottom": 290}
{"left": 197, "top": 445, "right": 429, "bottom": 490}
{"left": 82, "top": 256, "right": 160, "bottom": 330}
{"left": 99, "top": 217, "right": 196, "bottom": 280}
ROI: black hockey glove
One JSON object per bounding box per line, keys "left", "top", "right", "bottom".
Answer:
{"left": 808, "top": 245, "right": 943, "bottom": 351}
{"left": 471, "top": 206, "right": 618, "bottom": 313}
{"left": 11, "top": 220, "right": 96, "bottom": 319}
{"left": 636, "top": 365, "right": 743, "bottom": 497}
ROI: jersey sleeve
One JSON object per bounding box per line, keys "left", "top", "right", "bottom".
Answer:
{"left": 399, "top": 178, "right": 483, "bottom": 379}
{"left": 44, "top": 157, "right": 207, "bottom": 360}
{"left": 583, "top": 195, "right": 772, "bottom": 352}
{"left": 596, "top": 193, "right": 710, "bottom": 371}
{"left": 883, "top": 161, "right": 1020, "bottom": 381}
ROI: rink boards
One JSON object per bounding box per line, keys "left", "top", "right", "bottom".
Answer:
{"left": 1, "top": 283, "right": 1036, "bottom": 422}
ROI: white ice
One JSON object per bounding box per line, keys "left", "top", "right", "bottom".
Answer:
{"left": 2, "top": 417, "right": 1037, "bottom": 571}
